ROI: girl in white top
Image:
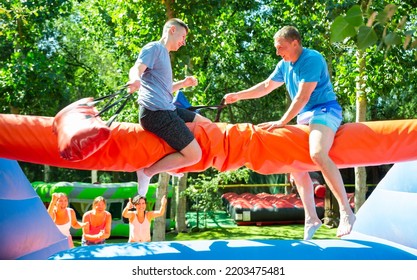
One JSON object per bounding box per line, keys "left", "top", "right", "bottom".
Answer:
{"left": 122, "top": 194, "right": 167, "bottom": 242}
{"left": 47, "top": 192, "right": 88, "bottom": 248}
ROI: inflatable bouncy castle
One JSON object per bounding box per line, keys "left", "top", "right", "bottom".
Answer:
{"left": 49, "top": 160, "right": 417, "bottom": 260}
{"left": 2, "top": 110, "right": 417, "bottom": 259}
{"left": 0, "top": 158, "right": 69, "bottom": 259}
{"left": 2, "top": 157, "right": 417, "bottom": 260}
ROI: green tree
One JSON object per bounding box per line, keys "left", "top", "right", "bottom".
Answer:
{"left": 0, "top": 0, "right": 74, "bottom": 115}
{"left": 330, "top": 1, "right": 416, "bottom": 210}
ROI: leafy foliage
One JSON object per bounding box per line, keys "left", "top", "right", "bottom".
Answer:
{"left": 331, "top": 4, "right": 416, "bottom": 52}
{"left": 182, "top": 167, "right": 250, "bottom": 214}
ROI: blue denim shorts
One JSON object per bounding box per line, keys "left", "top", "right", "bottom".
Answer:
{"left": 297, "top": 100, "right": 342, "bottom": 132}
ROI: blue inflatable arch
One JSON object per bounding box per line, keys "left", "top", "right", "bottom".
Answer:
{"left": 0, "top": 158, "right": 69, "bottom": 259}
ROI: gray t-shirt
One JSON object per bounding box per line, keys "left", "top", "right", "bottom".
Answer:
{"left": 136, "top": 41, "right": 176, "bottom": 111}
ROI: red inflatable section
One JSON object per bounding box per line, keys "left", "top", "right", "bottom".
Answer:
{"left": 221, "top": 192, "right": 325, "bottom": 225}
{"left": 1, "top": 113, "right": 417, "bottom": 174}
{"left": 221, "top": 192, "right": 355, "bottom": 225}
{"left": 52, "top": 97, "right": 111, "bottom": 161}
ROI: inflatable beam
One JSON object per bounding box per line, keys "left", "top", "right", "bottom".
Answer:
{"left": 1, "top": 113, "right": 417, "bottom": 174}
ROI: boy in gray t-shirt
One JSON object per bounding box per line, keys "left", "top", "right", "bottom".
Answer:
{"left": 127, "top": 18, "right": 211, "bottom": 196}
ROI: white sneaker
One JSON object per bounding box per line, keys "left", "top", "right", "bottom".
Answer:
{"left": 136, "top": 169, "right": 150, "bottom": 196}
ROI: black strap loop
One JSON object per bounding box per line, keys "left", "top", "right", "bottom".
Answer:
{"left": 104, "top": 93, "right": 133, "bottom": 127}
{"left": 214, "top": 98, "right": 226, "bottom": 122}
{"left": 84, "top": 85, "right": 132, "bottom": 127}
{"left": 185, "top": 99, "right": 226, "bottom": 122}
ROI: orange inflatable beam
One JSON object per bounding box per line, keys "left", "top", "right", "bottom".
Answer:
{"left": 1, "top": 113, "right": 417, "bottom": 174}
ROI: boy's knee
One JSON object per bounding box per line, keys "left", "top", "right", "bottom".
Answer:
{"left": 184, "top": 142, "right": 202, "bottom": 164}
{"left": 192, "top": 148, "right": 203, "bottom": 163}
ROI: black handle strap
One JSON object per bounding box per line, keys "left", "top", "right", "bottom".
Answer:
{"left": 87, "top": 85, "right": 127, "bottom": 108}
{"left": 84, "top": 85, "right": 132, "bottom": 127}
{"left": 104, "top": 93, "right": 133, "bottom": 127}
{"left": 214, "top": 98, "right": 226, "bottom": 122}
{"left": 185, "top": 99, "right": 226, "bottom": 122}
{"left": 187, "top": 104, "right": 224, "bottom": 111}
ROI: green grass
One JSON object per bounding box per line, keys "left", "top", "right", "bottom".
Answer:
{"left": 73, "top": 211, "right": 338, "bottom": 246}
{"left": 74, "top": 225, "right": 337, "bottom": 246}
{"left": 165, "top": 224, "right": 338, "bottom": 241}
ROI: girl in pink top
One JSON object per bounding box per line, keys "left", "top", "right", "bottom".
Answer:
{"left": 81, "top": 196, "right": 112, "bottom": 246}
{"left": 122, "top": 195, "right": 167, "bottom": 242}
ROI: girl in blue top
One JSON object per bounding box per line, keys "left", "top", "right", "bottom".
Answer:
{"left": 224, "top": 26, "right": 355, "bottom": 240}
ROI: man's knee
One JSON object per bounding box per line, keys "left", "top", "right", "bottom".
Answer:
{"left": 182, "top": 140, "right": 203, "bottom": 164}
{"left": 310, "top": 151, "right": 328, "bottom": 166}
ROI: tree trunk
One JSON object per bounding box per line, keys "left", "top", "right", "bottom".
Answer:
{"left": 169, "top": 176, "right": 177, "bottom": 228}
{"left": 354, "top": 49, "right": 368, "bottom": 211}
{"left": 175, "top": 173, "right": 188, "bottom": 232}
{"left": 164, "top": 0, "right": 174, "bottom": 19}
{"left": 44, "top": 165, "right": 51, "bottom": 182}
{"left": 152, "top": 173, "right": 169, "bottom": 241}
{"left": 91, "top": 170, "right": 98, "bottom": 183}
{"left": 323, "top": 47, "right": 341, "bottom": 224}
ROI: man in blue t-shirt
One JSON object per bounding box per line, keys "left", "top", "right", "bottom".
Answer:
{"left": 127, "top": 18, "right": 211, "bottom": 196}
{"left": 223, "top": 26, "right": 355, "bottom": 240}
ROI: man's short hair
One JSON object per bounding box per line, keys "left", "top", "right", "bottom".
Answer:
{"left": 274, "top": 26, "right": 302, "bottom": 45}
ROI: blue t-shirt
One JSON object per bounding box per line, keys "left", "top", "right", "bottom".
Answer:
{"left": 268, "top": 48, "right": 337, "bottom": 113}
{"left": 136, "top": 41, "right": 176, "bottom": 111}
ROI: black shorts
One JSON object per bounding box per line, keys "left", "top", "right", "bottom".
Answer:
{"left": 139, "top": 107, "right": 196, "bottom": 151}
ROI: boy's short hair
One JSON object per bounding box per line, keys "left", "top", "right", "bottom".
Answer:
{"left": 164, "top": 18, "right": 189, "bottom": 34}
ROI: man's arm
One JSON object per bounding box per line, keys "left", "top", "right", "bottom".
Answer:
{"left": 224, "top": 79, "right": 283, "bottom": 104}
{"left": 172, "top": 76, "right": 198, "bottom": 93}
{"left": 278, "top": 81, "right": 316, "bottom": 125}
{"left": 127, "top": 63, "right": 147, "bottom": 93}
{"left": 258, "top": 81, "right": 316, "bottom": 131}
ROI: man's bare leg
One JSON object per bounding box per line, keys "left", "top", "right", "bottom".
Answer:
{"left": 309, "top": 124, "right": 356, "bottom": 238}
{"left": 291, "top": 171, "right": 322, "bottom": 240}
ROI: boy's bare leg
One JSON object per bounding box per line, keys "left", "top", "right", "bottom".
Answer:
{"left": 136, "top": 139, "right": 202, "bottom": 195}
